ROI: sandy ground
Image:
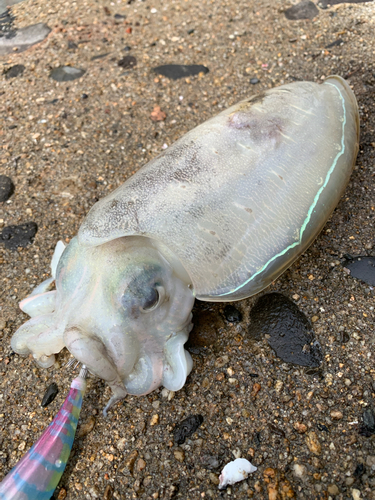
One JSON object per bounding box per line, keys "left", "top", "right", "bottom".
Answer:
{"left": 1, "top": 0, "right": 375, "bottom": 499}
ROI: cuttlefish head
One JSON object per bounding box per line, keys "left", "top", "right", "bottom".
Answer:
{"left": 12, "top": 236, "right": 195, "bottom": 415}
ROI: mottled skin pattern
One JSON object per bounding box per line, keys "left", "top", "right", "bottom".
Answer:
{"left": 11, "top": 76, "right": 359, "bottom": 413}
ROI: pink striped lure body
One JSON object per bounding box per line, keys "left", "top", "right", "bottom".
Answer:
{"left": 0, "top": 371, "right": 87, "bottom": 500}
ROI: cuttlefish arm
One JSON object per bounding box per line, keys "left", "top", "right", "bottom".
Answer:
{"left": 64, "top": 327, "right": 127, "bottom": 417}
{"left": 11, "top": 314, "right": 65, "bottom": 368}
{"left": 19, "top": 241, "right": 66, "bottom": 318}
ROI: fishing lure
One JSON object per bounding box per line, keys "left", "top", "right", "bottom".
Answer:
{"left": 10, "top": 76, "right": 359, "bottom": 414}
{"left": 0, "top": 367, "right": 87, "bottom": 500}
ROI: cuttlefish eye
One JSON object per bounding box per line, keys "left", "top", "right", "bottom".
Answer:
{"left": 120, "top": 267, "right": 166, "bottom": 314}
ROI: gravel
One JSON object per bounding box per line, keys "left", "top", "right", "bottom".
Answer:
{"left": 1, "top": 0, "right": 375, "bottom": 498}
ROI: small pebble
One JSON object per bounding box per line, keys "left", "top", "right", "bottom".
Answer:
{"left": 78, "top": 416, "right": 96, "bottom": 437}
{"left": 250, "top": 78, "right": 260, "bottom": 84}
{"left": 118, "top": 55, "right": 137, "bottom": 69}
{"left": 284, "top": 0, "right": 319, "bottom": 20}
{"left": 330, "top": 410, "right": 343, "bottom": 420}
{"left": 327, "top": 484, "right": 340, "bottom": 495}
{"left": 153, "top": 64, "right": 209, "bottom": 80}
{"left": 150, "top": 414, "right": 159, "bottom": 426}
{"left": 57, "top": 488, "right": 67, "bottom": 500}
{"left": 0, "top": 175, "right": 15, "bottom": 202}
{"left": 351, "top": 489, "right": 362, "bottom": 500}
{"left": 174, "top": 414, "right": 203, "bottom": 444}
{"left": 0, "top": 222, "right": 38, "bottom": 250}
{"left": 4, "top": 64, "right": 25, "bottom": 79}
{"left": 123, "top": 450, "right": 138, "bottom": 473}
{"left": 0, "top": 23, "right": 51, "bottom": 56}
{"left": 173, "top": 448, "right": 185, "bottom": 462}
{"left": 50, "top": 67, "right": 86, "bottom": 82}
{"left": 136, "top": 458, "right": 146, "bottom": 471}
{"left": 41, "top": 383, "right": 59, "bottom": 407}
{"left": 293, "top": 463, "right": 307, "bottom": 480}
{"left": 305, "top": 431, "right": 322, "bottom": 455}
{"left": 250, "top": 382, "right": 261, "bottom": 398}
{"left": 223, "top": 304, "right": 242, "bottom": 322}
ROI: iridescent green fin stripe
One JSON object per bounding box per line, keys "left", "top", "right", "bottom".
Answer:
{"left": 218, "top": 81, "right": 347, "bottom": 296}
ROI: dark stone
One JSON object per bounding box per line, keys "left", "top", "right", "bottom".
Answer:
{"left": 114, "top": 13, "right": 126, "bottom": 19}
{"left": 118, "top": 55, "right": 137, "bottom": 69}
{"left": 50, "top": 66, "right": 86, "bottom": 82}
{"left": 0, "top": 175, "right": 15, "bottom": 202}
{"left": 91, "top": 52, "right": 110, "bottom": 60}
{"left": 174, "top": 415, "right": 203, "bottom": 444}
{"left": 253, "top": 431, "right": 262, "bottom": 446}
{"left": 319, "top": 0, "right": 372, "bottom": 8}
{"left": 41, "top": 383, "right": 59, "bottom": 407}
{"left": 268, "top": 423, "right": 285, "bottom": 437}
{"left": 250, "top": 77, "right": 260, "bottom": 84}
{"left": 123, "top": 45, "right": 131, "bottom": 51}
{"left": 81, "top": 93, "right": 89, "bottom": 99}
{"left": 359, "top": 408, "right": 375, "bottom": 437}
{"left": 0, "top": 23, "right": 51, "bottom": 56}
{"left": 325, "top": 38, "right": 344, "bottom": 49}
{"left": 4, "top": 64, "right": 25, "bottom": 78}
{"left": 249, "top": 373, "right": 259, "bottom": 378}
{"left": 343, "top": 256, "right": 375, "bottom": 286}
{"left": 316, "top": 423, "right": 329, "bottom": 432}
{"left": 223, "top": 304, "right": 242, "bottom": 323}
{"left": 200, "top": 454, "right": 220, "bottom": 469}
{"left": 153, "top": 64, "right": 209, "bottom": 80}
{"left": 187, "top": 28, "right": 195, "bottom": 34}
{"left": 248, "top": 293, "right": 323, "bottom": 367}
{"left": 0, "top": 222, "right": 38, "bottom": 250}
{"left": 353, "top": 463, "right": 366, "bottom": 478}
{"left": 284, "top": 0, "right": 319, "bottom": 20}
{"left": 67, "top": 40, "right": 78, "bottom": 50}
{"left": 0, "top": 8, "right": 15, "bottom": 37}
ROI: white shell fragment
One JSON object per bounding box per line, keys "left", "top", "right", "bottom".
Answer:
{"left": 218, "top": 458, "right": 257, "bottom": 489}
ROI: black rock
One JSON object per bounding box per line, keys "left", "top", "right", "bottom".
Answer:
{"left": 359, "top": 408, "right": 375, "bottom": 437}
{"left": 284, "top": 0, "right": 319, "bottom": 20}
{"left": 118, "top": 55, "right": 137, "bottom": 69}
{"left": 114, "top": 13, "right": 126, "bottom": 19}
{"left": 0, "top": 23, "right": 51, "bottom": 56}
{"left": 1, "top": 222, "right": 38, "bottom": 250}
{"left": 4, "top": 64, "right": 25, "bottom": 79}
{"left": 153, "top": 64, "right": 209, "bottom": 80}
{"left": 0, "top": 175, "right": 15, "bottom": 202}
{"left": 200, "top": 454, "right": 220, "bottom": 469}
{"left": 353, "top": 463, "right": 366, "bottom": 478}
{"left": 41, "top": 383, "right": 59, "bottom": 407}
{"left": 123, "top": 45, "right": 131, "bottom": 51}
{"left": 50, "top": 66, "right": 86, "bottom": 82}
{"left": 81, "top": 93, "right": 89, "bottom": 99}
{"left": 67, "top": 40, "right": 78, "bottom": 50}
{"left": 223, "top": 304, "right": 242, "bottom": 323}
{"left": 343, "top": 256, "right": 375, "bottom": 286}
{"left": 250, "top": 77, "right": 260, "bottom": 84}
{"left": 248, "top": 293, "right": 323, "bottom": 367}
{"left": 0, "top": 8, "right": 15, "bottom": 37}
{"left": 91, "top": 52, "right": 110, "bottom": 60}
{"left": 316, "top": 423, "right": 329, "bottom": 432}
{"left": 174, "top": 415, "right": 203, "bottom": 444}
{"left": 325, "top": 38, "right": 344, "bottom": 49}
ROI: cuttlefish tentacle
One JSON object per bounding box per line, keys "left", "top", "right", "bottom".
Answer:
{"left": 63, "top": 327, "right": 128, "bottom": 416}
